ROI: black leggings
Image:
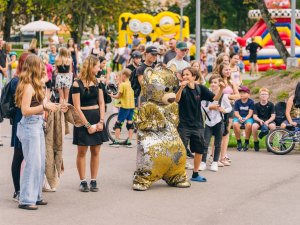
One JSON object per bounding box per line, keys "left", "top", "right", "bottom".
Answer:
{"left": 11, "top": 147, "right": 24, "bottom": 193}
{"left": 202, "top": 122, "right": 223, "bottom": 163}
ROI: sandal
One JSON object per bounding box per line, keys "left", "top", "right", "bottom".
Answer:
{"left": 36, "top": 200, "right": 48, "bottom": 205}
{"left": 18, "top": 204, "right": 38, "bottom": 210}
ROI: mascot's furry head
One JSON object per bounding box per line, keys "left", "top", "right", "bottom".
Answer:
{"left": 142, "top": 64, "right": 179, "bottom": 105}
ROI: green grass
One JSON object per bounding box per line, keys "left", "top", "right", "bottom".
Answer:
{"left": 263, "top": 69, "right": 277, "bottom": 77}
{"left": 14, "top": 49, "right": 25, "bottom": 57}
{"left": 243, "top": 80, "right": 255, "bottom": 86}
{"left": 291, "top": 71, "right": 300, "bottom": 79}
{"left": 277, "top": 91, "right": 289, "bottom": 101}
{"left": 228, "top": 130, "right": 267, "bottom": 149}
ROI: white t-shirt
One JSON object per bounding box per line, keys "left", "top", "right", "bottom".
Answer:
{"left": 167, "top": 58, "right": 190, "bottom": 72}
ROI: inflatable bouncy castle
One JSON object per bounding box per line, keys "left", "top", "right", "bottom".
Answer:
{"left": 238, "top": 0, "right": 300, "bottom": 71}
{"left": 118, "top": 12, "right": 190, "bottom": 47}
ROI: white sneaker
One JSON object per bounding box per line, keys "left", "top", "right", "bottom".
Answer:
{"left": 210, "top": 162, "right": 218, "bottom": 172}
{"left": 199, "top": 162, "right": 206, "bottom": 171}
{"left": 218, "top": 161, "right": 224, "bottom": 167}
{"left": 185, "top": 162, "right": 194, "bottom": 170}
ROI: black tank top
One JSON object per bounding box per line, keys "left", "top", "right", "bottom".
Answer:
{"left": 57, "top": 64, "right": 70, "bottom": 73}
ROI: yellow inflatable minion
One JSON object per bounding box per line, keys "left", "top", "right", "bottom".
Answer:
{"left": 118, "top": 13, "right": 157, "bottom": 47}
{"left": 154, "top": 11, "right": 190, "bottom": 42}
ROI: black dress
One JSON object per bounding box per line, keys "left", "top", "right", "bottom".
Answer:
{"left": 72, "top": 80, "right": 108, "bottom": 146}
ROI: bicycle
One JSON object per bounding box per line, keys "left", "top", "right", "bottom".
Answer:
{"left": 266, "top": 125, "right": 300, "bottom": 155}
{"left": 104, "top": 83, "right": 138, "bottom": 143}
{"left": 105, "top": 108, "right": 138, "bottom": 142}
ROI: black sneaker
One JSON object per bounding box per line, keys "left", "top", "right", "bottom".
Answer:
{"left": 186, "top": 149, "right": 194, "bottom": 158}
{"left": 254, "top": 141, "right": 260, "bottom": 152}
{"left": 243, "top": 142, "right": 249, "bottom": 151}
{"left": 90, "top": 180, "right": 99, "bottom": 192}
{"left": 237, "top": 141, "right": 243, "bottom": 151}
{"left": 124, "top": 139, "right": 133, "bottom": 148}
{"left": 109, "top": 141, "right": 120, "bottom": 148}
{"left": 79, "top": 181, "right": 89, "bottom": 192}
{"left": 13, "top": 191, "right": 20, "bottom": 202}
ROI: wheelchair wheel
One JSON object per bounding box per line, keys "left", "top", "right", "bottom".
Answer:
{"left": 266, "top": 128, "right": 295, "bottom": 155}
{"left": 105, "top": 113, "right": 137, "bottom": 143}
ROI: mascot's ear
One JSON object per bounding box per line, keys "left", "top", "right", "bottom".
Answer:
{"left": 144, "top": 67, "right": 153, "bottom": 84}
{"left": 167, "top": 63, "right": 177, "bottom": 73}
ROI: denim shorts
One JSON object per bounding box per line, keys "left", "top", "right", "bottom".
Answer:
{"left": 283, "top": 118, "right": 300, "bottom": 125}
{"left": 118, "top": 108, "right": 134, "bottom": 123}
{"left": 233, "top": 117, "right": 254, "bottom": 125}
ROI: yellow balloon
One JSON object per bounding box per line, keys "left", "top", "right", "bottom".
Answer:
{"left": 118, "top": 13, "right": 157, "bottom": 47}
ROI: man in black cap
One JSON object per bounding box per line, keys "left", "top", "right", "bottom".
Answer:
{"left": 136, "top": 46, "right": 158, "bottom": 105}
{"left": 126, "top": 51, "right": 142, "bottom": 106}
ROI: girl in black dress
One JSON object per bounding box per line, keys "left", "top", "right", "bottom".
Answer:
{"left": 72, "top": 55, "right": 108, "bottom": 192}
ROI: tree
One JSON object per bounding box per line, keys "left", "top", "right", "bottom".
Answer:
{"left": 3, "top": 0, "right": 16, "bottom": 41}
{"left": 256, "top": 0, "right": 290, "bottom": 63}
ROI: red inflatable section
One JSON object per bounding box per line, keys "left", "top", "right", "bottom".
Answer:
{"left": 245, "top": 64, "right": 286, "bottom": 71}
{"left": 265, "top": 0, "right": 290, "bottom": 9}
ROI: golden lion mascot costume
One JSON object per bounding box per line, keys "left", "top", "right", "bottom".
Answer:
{"left": 132, "top": 64, "right": 191, "bottom": 191}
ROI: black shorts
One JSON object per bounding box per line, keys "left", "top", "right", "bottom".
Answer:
{"left": 45, "top": 80, "right": 52, "bottom": 89}
{"left": 178, "top": 126, "right": 205, "bottom": 154}
{"left": 253, "top": 121, "right": 275, "bottom": 129}
{"left": 249, "top": 55, "right": 257, "bottom": 63}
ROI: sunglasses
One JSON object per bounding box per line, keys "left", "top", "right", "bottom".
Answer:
{"left": 180, "top": 49, "right": 188, "bottom": 52}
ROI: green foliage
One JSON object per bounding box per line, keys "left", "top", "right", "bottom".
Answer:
{"left": 279, "top": 70, "right": 292, "bottom": 78}
{"left": 291, "top": 71, "right": 300, "bottom": 80}
{"left": 263, "top": 69, "right": 277, "bottom": 77}
{"left": 251, "top": 86, "right": 260, "bottom": 94}
{"left": 277, "top": 91, "right": 289, "bottom": 101}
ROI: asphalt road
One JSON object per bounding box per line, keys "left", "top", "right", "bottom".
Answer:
{"left": 1, "top": 118, "right": 300, "bottom": 225}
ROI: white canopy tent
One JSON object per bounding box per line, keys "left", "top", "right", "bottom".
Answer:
{"left": 20, "top": 20, "right": 60, "bottom": 48}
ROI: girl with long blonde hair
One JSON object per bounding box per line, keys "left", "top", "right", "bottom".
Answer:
{"left": 15, "top": 54, "right": 58, "bottom": 210}
{"left": 218, "top": 62, "right": 240, "bottom": 166}
{"left": 55, "top": 47, "right": 73, "bottom": 103}
{"left": 71, "top": 55, "right": 108, "bottom": 192}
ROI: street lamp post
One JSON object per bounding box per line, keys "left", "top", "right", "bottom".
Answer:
{"left": 180, "top": 4, "right": 183, "bottom": 41}
{"left": 287, "top": 0, "right": 298, "bottom": 68}
{"left": 179, "top": 0, "right": 190, "bottom": 41}
{"left": 196, "top": 0, "right": 201, "bottom": 60}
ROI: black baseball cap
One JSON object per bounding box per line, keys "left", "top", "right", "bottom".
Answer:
{"left": 132, "top": 51, "right": 142, "bottom": 58}
{"left": 145, "top": 46, "right": 158, "bottom": 55}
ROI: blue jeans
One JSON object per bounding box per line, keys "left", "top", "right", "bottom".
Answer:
{"left": 17, "top": 115, "right": 45, "bottom": 205}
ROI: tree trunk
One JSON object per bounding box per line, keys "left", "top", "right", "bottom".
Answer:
{"left": 3, "top": 0, "right": 15, "bottom": 41}
{"left": 257, "top": 0, "right": 290, "bottom": 64}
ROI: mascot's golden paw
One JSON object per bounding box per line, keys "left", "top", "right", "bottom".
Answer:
{"left": 174, "top": 181, "right": 191, "bottom": 188}
{"left": 132, "top": 183, "right": 149, "bottom": 191}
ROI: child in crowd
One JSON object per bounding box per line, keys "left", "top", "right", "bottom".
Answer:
{"left": 252, "top": 88, "right": 276, "bottom": 151}
{"left": 191, "top": 60, "right": 206, "bottom": 85}
{"left": 109, "top": 68, "right": 135, "bottom": 148}
{"left": 201, "top": 75, "right": 232, "bottom": 172}
{"left": 233, "top": 86, "right": 254, "bottom": 151}
{"left": 230, "top": 52, "right": 242, "bottom": 87}
{"left": 42, "top": 54, "right": 53, "bottom": 100}
{"left": 175, "top": 67, "right": 224, "bottom": 182}
{"left": 9, "top": 52, "right": 18, "bottom": 75}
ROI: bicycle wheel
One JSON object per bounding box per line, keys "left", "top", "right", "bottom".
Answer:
{"left": 266, "top": 128, "right": 295, "bottom": 155}
{"left": 105, "top": 113, "right": 137, "bottom": 142}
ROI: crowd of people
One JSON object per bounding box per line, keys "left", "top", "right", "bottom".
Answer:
{"left": 0, "top": 33, "right": 299, "bottom": 210}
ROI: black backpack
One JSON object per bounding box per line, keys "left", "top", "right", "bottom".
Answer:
{"left": 0, "top": 79, "right": 15, "bottom": 122}
{"left": 129, "top": 68, "right": 140, "bottom": 97}
{"left": 274, "top": 101, "right": 287, "bottom": 126}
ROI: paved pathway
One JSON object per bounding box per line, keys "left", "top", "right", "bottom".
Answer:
{"left": 1, "top": 119, "right": 300, "bottom": 225}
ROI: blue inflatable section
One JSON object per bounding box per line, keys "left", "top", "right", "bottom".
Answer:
{"left": 261, "top": 23, "right": 300, "bottom": 40}
{"left": 243, "top": 54, "right": 300, "bottom": 60}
